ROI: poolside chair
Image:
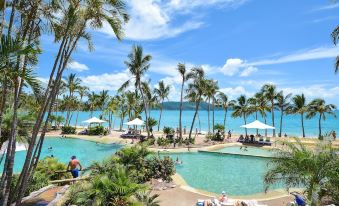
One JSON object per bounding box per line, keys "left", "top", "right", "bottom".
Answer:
{"left": 237, "top": 200, "right": 267, "bottom": 206}
{"left": 258, "top": 137, "right": 265, "bottom": 145}
{"left": 264, "top": 138, "right": 272, "bottom": 146}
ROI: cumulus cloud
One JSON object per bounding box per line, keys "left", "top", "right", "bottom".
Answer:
{"left": 80, "top": 70, "right": 130, "bottom": 91}
{"left": 67, "top": 61, "right": 89, "bottom": 72}
{"left": 282, "top": 85, "right": 339, "bottom": 100}
{"left": 240, "top": 66, "right": 258, "bottom": 77}
{"left": 99, "top": 0, "right": 247, "bottom": 40}
{"left": 220, "top": 58, "right": 257, "bottom": 77}
{"left": 219, "top": 86, "right": 252, "bottom": 99}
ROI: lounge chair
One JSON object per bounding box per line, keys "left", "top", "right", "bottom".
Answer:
{"left": 258, "top": 137, "right": 265, "bottom": 145}
{"left": 236, "top": 200, "right": 267, "bottom": 206}
{"left": 264, "top": 138, "right": 272, "bottom": 146}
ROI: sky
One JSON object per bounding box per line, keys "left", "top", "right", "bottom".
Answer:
{"left": 37, "top": 0, "right": 339, "bottom": 105}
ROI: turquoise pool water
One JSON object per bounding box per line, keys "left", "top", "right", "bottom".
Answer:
{"left": 213, "top": 146, "right": 274, "bottom": 157}
{"left": 0, "top": 137, "right": 122, "bottom": 173}
{"left": 165, "top": 152, "right": 281, "bottom": 196}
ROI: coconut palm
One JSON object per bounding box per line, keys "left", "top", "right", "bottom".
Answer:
{"left": 232, "top": 95, "right": 249, "bottom": 136}
{"left": 98, "top": 90, "right": 109, "bottom": 116}
{"left": 306, "top": 98, "right": 336, "bottom": 139}
{"left": 154, "top": 81, "right": 170, "bottom": 131}
{"left": 177, "top": 63, "right": 187, "bottom": 140}
{"left": 204, "top": 79, "right": 219, "bottom": 134}
{"left": 264, "top": 139, "right": 339, "bottom": 205}
{"left": 262, "top": 84, "right": 278, "bottom": 137}
{"left": 275, "top": 91, "right": 292, "bottom": 137}
{"left": 288, "top": 94, "right": 308, "bottom": 137}
{"left": 135, "top": 191, "right": 160, "bottom": 206}
{"left": 186, "top": 67, "right": 206, "bottom": 139}
{"left": 217, "top": 92, "right": 235, "bottom": 132}
{"left": 120, "top": 45, "right": 152, "bottom": 138}
{"left": 64, "top": 73, "right": 82, "bottom": 126}
{"left": 86, "top": 92, "right": 99, "bottom": 117}
{"left": 248, "top": 93, "right": 262, "bottom": 135}
{"left": 75, "top": 86, "right": 88, "bottom": 128}
{"left": 332, "top": 25, "right": 339, "bottom": 72}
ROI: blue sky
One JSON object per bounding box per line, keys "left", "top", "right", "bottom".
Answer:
{"left": 37, "top": 0, "right": 339, "bottom": 104}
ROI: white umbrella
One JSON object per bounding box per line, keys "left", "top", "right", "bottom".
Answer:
{"left": 125, "top": 118, "right": 144, "bottom": 126}
{"left": 82, "top": 117, "right": 107, "bottom": 124}
{"left": 240, "top": 120, "right": 275, "bottom": 130}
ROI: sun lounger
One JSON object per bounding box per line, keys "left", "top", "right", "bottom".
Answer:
{"left": 238, "top": 200, "right": 267, "bottom": 206}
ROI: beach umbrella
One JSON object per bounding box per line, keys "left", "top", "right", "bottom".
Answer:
{"left": 124, "top": 118, "right": 144, "bottom": 126}
{"left": 82, "top": 117, "right": 107, "bottom": 124}
{"left": 240, "top": 120, "right": 275, "bottom": 130}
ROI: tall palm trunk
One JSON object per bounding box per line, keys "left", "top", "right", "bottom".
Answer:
{"left": 212, "top": 98, "right": 215, "bottom": 135}
{"left": 197, "top": 111, "right": 201, "bottom": 133}
{"left": 179, "top": 78, "right": 184, "bottom": 139}
{"left": 207, "top": 97, "right": 210, "bottom": 133}
{"left": 318, "top": 114, "right": 322, "bottom": 139}
{"left": 138, "top": 82, "right": 150, "bottom": 138}
{"left": 0, "top": 0, "right": 5, "bottom": 40}
{"left": 243, "top": 114, "right": 247, "bottom": 136}
{"left": 271, "top": 100, "right": 275, "bottom": 137}
{"left": 264, "top": 117, "right": 267, "bottom": 137}
{"left": 75, "top": 96, "right": 83, "bottom": 128}
{"left": 301, "top": 113, "right": 305, "bottom": 138}
{"left": 223, "top": 108, "right": 227, "bottom": 131}
{"left": 255, "top": 111, "right": 258, "bottom": 136}
{"left": 189, "top": 98, "right": 201, "bottom": 139}
{"left": 157, "top": 100, "right": 163, "bottom": 131}
{"left": 0, "top": 78, "right": 8, "bottom": 146}
{"left": 279, "top": 108, "right": 283, "bottom": 137}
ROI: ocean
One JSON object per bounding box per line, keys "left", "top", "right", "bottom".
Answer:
{"left": 59, "top": 109, "right": 339, "bottom": 138}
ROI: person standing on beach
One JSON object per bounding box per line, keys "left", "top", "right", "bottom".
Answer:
{"left": 67, "top": 155, "right": 83, "bottom": 178}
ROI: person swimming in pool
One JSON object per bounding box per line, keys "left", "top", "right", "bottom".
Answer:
{"left": 175, "top": 157, "right": 183, "bottom": 165}
{"left": 67, "top": 155, "right": 83, "bottom": 178}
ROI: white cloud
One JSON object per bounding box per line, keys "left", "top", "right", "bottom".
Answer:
{"left": 67, "top": 61, "right": 89, "bottom": 72}
{"left": 282, "top": 85, "right": 339, "bottom": 100}
{"left": 99, "top": 0, "right": 247, "bottom": 40}
{"left": 239, "top": 66, "right": 258, "bottom": 77}
{"left": 250, "top": 46, "right": 339, "bottom": 66}
{"left": 80, "top": 70, "right": 130, "bottom": 91}
{"left": 313, "top": 3, "right": 339, "bottom": 11}
{"left": 219, "top": 86, "right": 252, "bottom": 99}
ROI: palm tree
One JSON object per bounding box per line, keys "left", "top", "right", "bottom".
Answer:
{"left": 64, "top": 73, "right": 82, "bottom": 126}
{"left": 186, "top": 67, "right": 206, "bottom": 139}
{"left": 332, "top": 25, "right": 339, "bottom": 72}
{"left": 154, "top": 81, "right": 170, "bottom": 131}
{"left": 232, "top": 95, "right": 249, "bottom": 136}
{"left": 135, "top": 191, "right": 160, "bottom": 206}
{"left": 248, "top": 93, "right": 262, "bottom": 135}
{"left": 217, "top": 92, "right": 235, "bottom": 132}
{"left": 288, "top": 94, "right": 308, "bottom": 137}
{"left": 75, "top": 86, "right": 88, "bottom": 128}
{"left": 177, "top": 63, "right": 187, "bottom": 140}
{"left": 86, "top": 92, "right": 99, "bottom": 117}
{"left": 262, "top": 84, "right": 278, "bottom": 137}
{"left": 204, "top": 80, "right": 219, "bottom": 134}
{"left": 264, "top": 139, "right": 338, "bottom": 205}
{"left": 98, "top": 90, "right": 109, "bottom": 116}
{"left": 275, "top": 91, "right": 292, "bottom": 137}
{"left": 306, "top": 98, "right": 336, "bottom": 139}
{"left": 120, "top": 45, "right": 152, "bottom": 138}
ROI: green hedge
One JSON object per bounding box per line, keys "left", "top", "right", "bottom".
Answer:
{"left": 88, "top": 125, "right": 108, "bottom": 136}
{"left": 61, "top": 126, "right": 76, "bottom": 134}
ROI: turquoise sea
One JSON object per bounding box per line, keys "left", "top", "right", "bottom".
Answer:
{"left": 61, "top": 110, "right": 339, "bottom": 137}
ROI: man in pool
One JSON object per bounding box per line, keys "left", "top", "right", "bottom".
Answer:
{"left": 67, "top": 155, "right": 83, "bottom": 178}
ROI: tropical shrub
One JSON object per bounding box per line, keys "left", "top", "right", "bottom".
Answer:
{"left": 63, "top": 166, "right": 146, "bottom": 206}
{"left": 88, "top": 125, "right": 108, "bottom": 135}
{"left": 264, "top": 139, "right": 339, "bottom": 205}
{"left": 146, "top": 156, "right": 175, "bottom": 182}
{"left": 10, "top": 172, "right": 49, "bottom": 199}
{"left": 156, "top": 137, "right": 170, "bottom": 147}
{"left": 61, "top": 126, "right": 76, "bottom": 134}
{"left": 36, "top": 157, "right": 71, "bottom": 180}
{"left": 144, "top": 137, "right": 155, "bottom": 146}
{"left": 147, "top": 117, "right": 158, "bottom": 131}
{"left": 214, "top": 123, "right": 225, "bottom": 131}
{"left": 163, "top": 126, "right": 175, "bottom": 137}
{"left": 135, "top": 191, "right": 160, "bottom": 206}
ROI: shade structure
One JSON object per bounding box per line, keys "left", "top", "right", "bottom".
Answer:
{"left": 125, "top": 118, "right": 144, "bottom": 126}
{"left": 240, "top": 120, "right": 275, "bottom": 130}
{"left": 82, "top": 117, "right": 107, "bottom": 124}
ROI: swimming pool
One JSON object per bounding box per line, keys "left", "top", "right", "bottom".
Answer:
{"left": 0, "top": 137, "right": 122, "bottom": 173}
{"left": 212, "top": 146, "right": 274, "bottom": 157}
{"left": 165, "top": 152, "right": 281, "bottom": 196}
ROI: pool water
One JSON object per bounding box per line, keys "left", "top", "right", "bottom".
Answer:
{"left": 165, "top": 152, "right": 281, "bottom": 196}
{"left": 0, "top": 137, "right": 122, "bottom": 173}
{"left": 213, "top": 146, "right": 274, "bottom": 157}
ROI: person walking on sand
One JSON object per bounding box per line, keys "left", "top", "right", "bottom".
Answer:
{"left": 67, "top": 155, "right": 83, "bottom": 178}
